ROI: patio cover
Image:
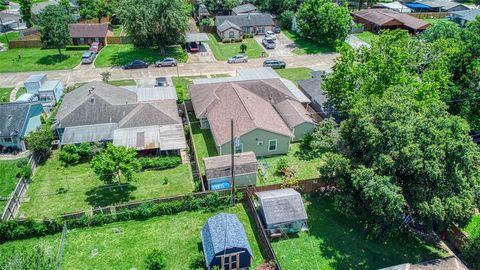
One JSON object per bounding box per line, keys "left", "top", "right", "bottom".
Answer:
{"left": 185, "top": 33, "right": 209, "bottom": 43}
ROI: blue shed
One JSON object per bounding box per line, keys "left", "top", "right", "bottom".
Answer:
{"left": 201, "top": 213, "right": 253, "bottom": 270}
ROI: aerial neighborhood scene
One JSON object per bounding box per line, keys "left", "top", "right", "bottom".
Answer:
{"left": 1, "top": 0, "right": 480, "bottom": 268}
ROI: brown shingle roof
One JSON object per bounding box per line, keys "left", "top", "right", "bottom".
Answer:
{"left": 353, "top": 9, "right": 430, "bottom": 30}
{"left": 68, "top": 23, "right": 110, "bottom": 38}
{"left": 189, "top": 80, "right": 303, "bottom": 145}
{"left": 204, "top": 152, "right": 257, "bottom": 179}
{"left": 274, "top": 99, "right": 315, "bottom": 129}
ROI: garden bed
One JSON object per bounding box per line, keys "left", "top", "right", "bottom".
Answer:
{"left": 272, "top": 196, "right": 448, "bottom": 269}
{"left": 18, "top": 151, "right": 194, "bottom": 218}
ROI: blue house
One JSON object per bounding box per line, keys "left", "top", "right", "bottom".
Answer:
{"left": 0, "top": 102, "right": 44, "bottom": 152}
{"left": 201, "top": 213, "right": 253, "bottom": 270}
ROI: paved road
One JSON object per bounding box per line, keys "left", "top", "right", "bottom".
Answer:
{"left": 0, "top": 53, "right": 338, "bottom": 87}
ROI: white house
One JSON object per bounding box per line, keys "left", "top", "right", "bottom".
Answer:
{"left": 24, "top": 74, "right": 64, "bottom": 109}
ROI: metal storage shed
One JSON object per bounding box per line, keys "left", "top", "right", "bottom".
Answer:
{"left": 256, "top": 188, "right": 308, "bottom": 235}
{"left": 201, "top": 213, "right": 253, "bottom": 270}
{"left": 203, "top": 152, "right": 258, "bottom": 190}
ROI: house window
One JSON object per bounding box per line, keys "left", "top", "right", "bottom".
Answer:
{"left": 3, "top": 137, "right": 12, "bottom": 143}
{"left": 229, "top": 31, "right": 235, "bottom": 38}
{"left": 257, "top": 140, "right": 263, "bottom": 146}
{"left": 235, "top": 143, "right": 243, "bottom": 154}
{"left": 268, "top": 139, "right": 277, "bottom": 152}
{"left": 79, "top": 37, "right": 85, "bottom": 44}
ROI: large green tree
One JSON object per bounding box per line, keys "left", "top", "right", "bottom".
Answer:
{"left": 18, "top": 0, "right": 32, "bottom": 28}
{"left": 296, "top": 0, "right": 351, "bottom": 46}
{"left": 37, "top": 5, "right": 72, "bottom": 55}
{"left": 318, "top": 87, "right": 480, "bottom": 236}
{"left": 117, "top": 0, "right": 188, "bottom": 52}
{"left": 77, "top": 0, "right": 115, "bottom": 22}
{"left": 90, "top": 143, "right": 141, "bottom": 184}
{"left": 25, "top": 127, "right": 54, "bottom": 161}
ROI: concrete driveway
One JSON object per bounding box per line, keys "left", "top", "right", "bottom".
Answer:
{"left": 186, "top": 43, "right": 216, "bottom": 63}
{"left": 254, "top": 32, "right": 297, "bottom": 57}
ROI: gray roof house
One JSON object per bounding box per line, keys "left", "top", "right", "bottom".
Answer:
{"left": 0, "top": 102, "right": 44, "bottom": 152}
{"left": 189, "top": 78, "right": 316, "bottom": 156}
{"left": 215, "top": 13, "right": 275, "bottom": 41}
{"left": 256, "top": 188, "right": 308, "bottom": 235}
{"left": 297, "top": 70, "right": 338, "bottom": 120}
{"left": 201, "top": 213, "right": 253, "bottom": 270}
{"left": 204, "top": 151, "right": 257, "bottom": 190}
{"left": 54, "top": 82, "right": 186, "bottom": 153}
{"left": 450, "top": 9, "right": 480, "bottom": 27}
{"left": 0, "top": 12, "right": 26, "bottom": 32}
{"left": 379, "top": 256, "right": 468, "bottom": 270}
{"left": 232, "top": 3, "right": 258, "bottom": 15}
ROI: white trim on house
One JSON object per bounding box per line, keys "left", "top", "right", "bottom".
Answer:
{"left": 268, "top": 139, "right": 277, "bottom": 152}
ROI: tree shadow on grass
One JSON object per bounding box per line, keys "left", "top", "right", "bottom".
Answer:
{"left": 36, "top": 54, "right": 70, "bottom": 66}
{"left": 305, "top": 196, "right": 445, "bottom": 270}
{"left": 85, "top": 183, "right": 137, "bottom": 207}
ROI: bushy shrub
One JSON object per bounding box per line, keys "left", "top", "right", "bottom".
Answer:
{"left": 139, "top": 156, "right": 181, "bottom": 170}
{"left": 279, "top": 10, "right": 294, "bottom": 29}
{"left": 189, "top": 252, "right": 205, "bottom": 269}
{"left": 145, "top": 249, "right": 166, "bottom": 270}
{"left": 59, "top": 144, "right": 80, "bottom": 166}
{"left": 463, "top": 235, "right": 480, "bottom": 269}
{"left": 16, "top": 159, "right": 28, "bottom": 168}
{"left": 77, "top": 142, "right": 93, "bottom": 160}
{"left": 65, "top": 45, "right": 90, "bottom": 51}
{"left": 276, "top": 158, "right": 289, "bottom": 174}
{"left": 16, "top": 166, "right": 32, "bottom": 179}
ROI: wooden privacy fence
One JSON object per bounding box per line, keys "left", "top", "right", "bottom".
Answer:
{"left": 1, "top": 155, "right": 37, "bottom": 221}
{"left": 8, "top": 39, "right": 43, "bottom": 49}
{"left": 410, "top": 12, "right": 449, "bottom": 19}
{"left": 245, "top": 187, "right": 282, "bottom": 270}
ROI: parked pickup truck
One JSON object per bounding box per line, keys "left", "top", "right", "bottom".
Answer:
{"left": 262, "top": 38, "right": 276, "bottom": 49}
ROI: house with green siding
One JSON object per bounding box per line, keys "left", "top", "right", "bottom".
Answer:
{"left": 189, "top": 79, "right": 316, "bottom": 157}
{"left": 0, "top": 102, "right": 44, "bottom": 152}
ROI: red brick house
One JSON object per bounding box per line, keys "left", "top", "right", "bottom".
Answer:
{"left": 68, "top": 23, "right": 112, "bottom": 45}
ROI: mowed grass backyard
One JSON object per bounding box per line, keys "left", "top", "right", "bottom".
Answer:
{"left": 353, "top": 31, "right": 379, "bottom": 45}
{"left": 0, "top": 204, "right": 265, "bottom": 270}
{"left": 172, "top": 75, "right": 207, "bottom": 101}
{"left": 463, "top": 214, "right": 480, "bottom": 239}
{"left": 257, "top": 143, "right": 324, "bottom": 186}
{"left": 283, "top": 30, "right": 336, "bottom": 55}
{"left": 0, "top": 49, "right": 83, "bottom": 73}
{"left": 19, "top": 151, "right": 194, "bottom": 218}
{"left": 0, "top": 31, "right": 20, "bottom": 44}
{"left": 188, "top": 112, "right": 217, "bottom": 175}
{"left": 0, "top": 87, "right": 13, "bottom": 102}
{"left": 207, "top": 33, "right": 265, "bottom": 61}
{"left": 95, "top": 44, "right": 188, "bottom": 68}
{"left": 0, "top": 159, "right": 27, "bottom": 211}
{"left": 272, "top": 196, "right": 448, "bottom": 270}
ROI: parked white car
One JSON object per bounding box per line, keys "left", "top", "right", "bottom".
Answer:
{"left": 265, "top": 30, "right": 276, "bottom": 40}
{"left": 227, "top": 55, "right": 248, "bottom": 63}
{"left": 81, "top": 51, "right": 96, "bottom": 64}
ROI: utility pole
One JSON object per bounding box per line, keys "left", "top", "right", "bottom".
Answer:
{"left": 230, "top": 119, "right": 235, "bottom": 207}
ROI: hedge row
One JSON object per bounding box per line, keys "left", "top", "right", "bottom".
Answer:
{"left": 0, "top": 193, "right": 233, "bottom": 243}
{"left": 65, "top": 45, "right": 90, "bottom": 51}
{"left": 138, "top": 156, "right": 181, "bottom": 170}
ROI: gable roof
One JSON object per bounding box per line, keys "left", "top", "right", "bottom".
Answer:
{"left": 232, "top": 3, "right": 257, "bottom": 14}
{"left": 256, "top": 188, "right": 308, "bottom": 226}
{"left": 216, "top": 13, "right": 274, "bottom": 28}
{"left": 353, "top": 9, "right": 430, "bottom": 30}
{"left": 413, "top": 0, "right": 469, "bottom": 10}
{"left": 201, "top": 213, "right": 253, "bottom": 268}
{"left": 217, "top": 20, "right": 242, "bottom": 32}
{"left": 298, "top": 72, "right": 326, "bottom": 107}
{"left": 451, "top": 9, "right": 480, "bottom": 22}
{"left": 189, "top": 80, "right": 299, "bottom": 145}
{"left": 0, "top": 102, "right": 43, "bottom": 138}
{"left": 204, "top": 151, "right": 257, "bottom": 180}
{"left": 197, "top": 3, "right": 210, "bottom": 16}
{"left": 68, "top": 23, "right": 109, "bottom": 38}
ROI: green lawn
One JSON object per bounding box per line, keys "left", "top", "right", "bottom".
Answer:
{"left": 463, "top": 214, "right": 480, "bottom": 239}
{"left": 15, "top": 87, "right": 27, "bottom": 99}
{"left": 107, "top": 79, "right": 136, "bottom": 87}
{"left": 283, "top": 30, "right": 336, "bottom": 55}
{"left": 207, "top": 33, "right": 265, "bottom": 61}
{"left": 172, "top": 76, "right": 207, "bottom": 101}
{"left": 257, "top": 143, "right": 324, "bottom": 186}
{"left": 95, "top": 44, "right": 188, "bottom": 68}
{"left": 0, "top": 87, "right": 13, "bottom": 102}
{"left": 0, "top": 31, "right": 20, "bottom": 44}
{"left": 188, "top": 112, "right": 217, "bottom": 175}
{"left": 112, "top": 25, "right": 123, "bottom": 37}
{"left": 0, "top": 159, "right": 27, "bottom": 211}
{"left": 19, "top": 151, "right": 194, "bottom": 219}
{"left": 272, "top": 196, "right": 447, "bottom": 270}
{"left": 0, "top": 49, "right": 83, "bottom": 73}
{"left": 1, "top": 204, "right": 264, "bottom": 270}
{"left": 424, "top": 18, "right": 449, "bottom": 24}
{"left": 353, "top": 31, "right": 379, "bottom": 45}
{"left": 276, "top": 67, "right": 313, "bottom": 85}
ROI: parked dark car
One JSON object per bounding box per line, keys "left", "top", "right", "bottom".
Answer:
{"left": 155, "top": 77, "right": 168, "bottom": 87}
{"left": 123, "top": 60, "right": 148, "bottom": 69}
{"left": 263, "top": 59, "right": 286, "bottom": 69}
{"left": 273, "top": 26, "right": 281, "bottom": 34}
{"left": 89, "top": 42, "right": 103, "bottom": 53}
{"left": 187, "top": 42, "right": 199, "bottom": 52}
{"left": 155, "top": 58, "right": 178, "bottom": 67}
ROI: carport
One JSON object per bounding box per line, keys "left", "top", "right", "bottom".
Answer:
{"left": 185, "top": 33, "right": 209, "bottom": 51}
